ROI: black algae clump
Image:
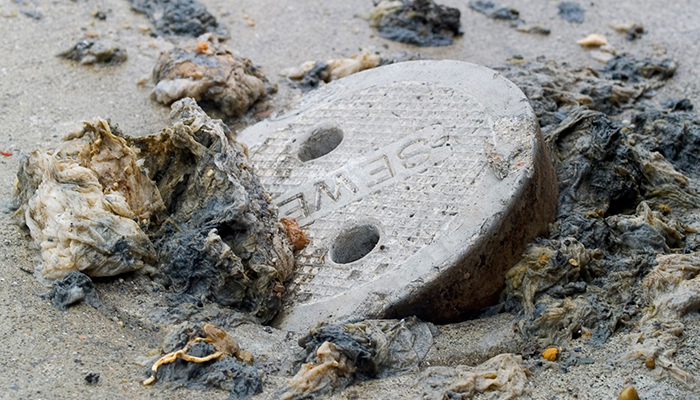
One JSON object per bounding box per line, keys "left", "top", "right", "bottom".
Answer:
{"left": 277, "top": 318, "right": 434, "bottom": 398}
{"left": 84, "top": 372, "right": 100, "bottom": 384}
{"left": 557, "top": 2, "right": 585, "bottom": 23}
{"left": 469, "top": 0, "right": 550, "bottom": 35}
{"left": 58, "top": 39, "right": 127, "bottom": 66}
{"left": 364, "top": 0, "right": 462, "bottom": 47}
{"left": 129, "top": 0, "right": 226, "bottom": 37}
{"left": 41, "top": 271, "right": 101, "bottom": 311}
{"left": 495, "top": 56, "right": 700, "bottom": 355}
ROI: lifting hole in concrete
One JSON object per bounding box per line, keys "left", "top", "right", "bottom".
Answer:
{"left": 331, "top": 224, "right": 380, "bottom": 264}
{"left": 298, "top": 126, "right": 343, "bottom": 161}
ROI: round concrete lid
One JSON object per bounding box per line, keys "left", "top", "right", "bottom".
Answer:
{"left": 238, "top": 60, "right": 557, "bottom": 332}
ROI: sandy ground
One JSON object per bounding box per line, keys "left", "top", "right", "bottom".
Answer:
{"left": 2, "top": 0, "right": 700, "bottom": 399}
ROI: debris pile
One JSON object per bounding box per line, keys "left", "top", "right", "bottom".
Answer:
{"left": 625, "top": 253, "right": 700, "bottom": 387}
{"left": 13, "top": 118, "right": 158, "bottom": 280}
{"left": 144, "top": 322, "right": 261, "bottom": 399}
{"left": 416, "top": 353, "right": 528, "bottom": 399}
{"left": 13, "top": 98, "right": 294, "bottom": 322}
{"left": 58, "top": 39, "right": 127, "bottom": 66}
{"left": 152, "top": 34, "right": 274, "bottom": 116}
{"left": 496, "top": 56, "right": 700, "bottom": 385}
{"left": 362, "top": 0, "right": 462, "bottom": 46}
{"left": 279, "top": 50, "right": 427, "bottom": 91}
{"left": 277, "top": 318, "right": 434, "bottom": 398}
{"left": 129, "top": 0, "right": 226, "bottom": 37}
{"left": 279, "top": 50, "right": 381, "bottom": 91}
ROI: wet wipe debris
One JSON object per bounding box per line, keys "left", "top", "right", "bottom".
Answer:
{"left": 491, "top": 55, "right": 700, "bottom": 385}
{"left": 144, "top": 322, "right": 261, "bottom": 398}
{"left": 611, "top": 21, "right": 646, "bottom": 41}
{"left": 416, "top": 353, "right": 528, "bottom": 399}
{"left": 129, "top": 0, "right": 226, "bottom": 37}
{"left": 152, "top": 34, "right": 275, "bottom": 116}
{"left": 558, "top": 1, "right": 585, "bottom": 23}
{"left": 362, "top": 0, "right": 462, "bottom": 47}
{"left": 40, "top": 270, "right": 101, "bottom": 311}
{"left": 279, "top": 49, "right": 381, "bottom": 91}
{"left": 280, "top": 50, "right": 427, "bottom": 92}
{"left": 277, "top": 317, "right": 434, "bottom": 399}
{"left": 469, "top": 1, "right": 550, "bottom": 35}
{"left": 58, "top": 39, "right": 127, "bottom": 66}
{"left": 13, "top": 98, "right": 294, "bottom": 322}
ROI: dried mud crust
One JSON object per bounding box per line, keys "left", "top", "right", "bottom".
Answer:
{"left": 13, "top": 98, "right": 295, "bottom": 323}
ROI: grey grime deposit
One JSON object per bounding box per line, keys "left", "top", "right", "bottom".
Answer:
{"left": 363, "top": 0, "right": 462, "bottom": 47}
{"left": 58, "top": 39, "right": 127, "bottom": 66}
{"left": 152, "top": 34, "right": 275, "bottom": 116}
{"left": 469, "top": 0, "right": 550, "bottom": 35}
{"left": 491, "top": 55, "right": 700, "bottom": 385}
{"left": 557, "top": 1, "right": 585, "bottom": 23}
{"left": 40, "top": 270, "right": 101, "bottom": 311}
{"left": 13, "top": 98, "right": 294, "bottom": 323}
{"left": 129, "top": 0, "right": 226, "bottom": 37}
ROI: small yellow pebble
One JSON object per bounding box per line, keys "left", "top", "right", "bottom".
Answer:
{"left": 645, "top": 357, "right": 655, "bottom": 369}
{"left": 542, "top": 347, "right": 558, "bottom": 361}
{"left": 618, "top": 386, "right": 639, "bottom": 400}
{"left": 247, "top": 19, "right": 255, "bottom": 26}
{"left": 118, "top": 321, "right": 124, "bottom": 328}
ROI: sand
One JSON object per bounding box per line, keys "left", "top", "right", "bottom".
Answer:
{"left": 2, "top": 0, "right": 700, "bottom": 399}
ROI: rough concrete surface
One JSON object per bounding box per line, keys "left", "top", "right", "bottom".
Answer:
{"left": 1, "top": 0, "right": 700, "bottom": 399}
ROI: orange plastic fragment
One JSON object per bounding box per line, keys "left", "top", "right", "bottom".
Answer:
{"left": 280, "top": 217, "right": 310, "bottom": 251}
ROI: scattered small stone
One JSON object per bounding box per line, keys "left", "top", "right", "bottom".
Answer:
{"left": 20, "top": 9, "right": 42, "bottom": 20}
{"left": 578, "top": 357, "right": 594, "bottom": 364}
{"left": 577, "top": 33, "right": 608, "bottom": 47}
{"left": 645, "top": 357, "right": 655, "bottom": 369}
{"left": 558, "top": 2, "right": 584, "bottom": 23}
{"left": 618, "top": 386, "right": 639, "bottom": 400}
{"left": 542, "top": 347, "right": 558, "bottom": 361}
{"left": 58, "top": 39, "right": 127, "bottom": 66}
{"left": 92, "top": 11, "right": 107, "bottom": 20}
{"left": 84, "top": 372, "right": 100, "bottom": 384}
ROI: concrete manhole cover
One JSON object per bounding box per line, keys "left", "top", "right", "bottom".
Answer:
{"left": 238, "top": 60, "right": 558, "bottom": 332}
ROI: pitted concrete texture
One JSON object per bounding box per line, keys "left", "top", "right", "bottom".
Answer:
{"left": 239, "top": 60, "right": 558, "bottom": 332}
